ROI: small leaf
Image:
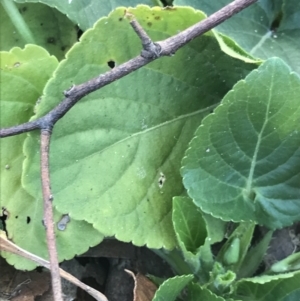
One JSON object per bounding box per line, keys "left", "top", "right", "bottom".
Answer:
{"left": 152, "top": 274, "right": 193, "bottom": 301}
{"left": 172, "top": 196, "right": 207, "bottom": 272}
{"left": 173, "top": 196, "right": 207, "bottom": 254}
{"left": 270, "top": 251, "right": 300, "bottom": 273}
{"left": 217, "top": 222, "right": 255, "bottom": 273}
{"left": 202, "top": 212, "right": 227, "bottom": 244}
{"left": 223, "top": 237, "right": 240, "bottom": 266}
{"left": 182, "top": 58, "right": 300, "bottom": 229}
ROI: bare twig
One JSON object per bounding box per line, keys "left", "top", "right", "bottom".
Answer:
{"left": 40, "top": 129, "right": 63, "bottom": 301}
{"left": 0, "top": 0, "right": 257, "bottom": 138}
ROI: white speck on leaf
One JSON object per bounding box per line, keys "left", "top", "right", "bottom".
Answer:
{"left": 136, "top": 167, "right": 146, "bottom": 179}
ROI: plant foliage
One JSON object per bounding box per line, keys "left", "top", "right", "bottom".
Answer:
{"left": 1, "top": 0, "right": 300, "bottom": 300}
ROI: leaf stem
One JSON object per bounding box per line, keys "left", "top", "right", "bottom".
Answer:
{"left": 1, "top": 0, "right": 36, "bottom": 44}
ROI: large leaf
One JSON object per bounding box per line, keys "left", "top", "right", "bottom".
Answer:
{"left": 0, "top": 1, "right": 77, "bottom": 60}
{"left": 174, "top": 0, "right": 300, "bottom": 75}
{"left": 14, "top": 0, "right": 161, "bottom": 30}
{"left": 22, "top": 6, "right": 256, "bottom": 249}
{"left": 182, "top": 58, "right": 300, "bottom": 229}
{"left": 0, "top": 46, "right": 103, "bottom": 270}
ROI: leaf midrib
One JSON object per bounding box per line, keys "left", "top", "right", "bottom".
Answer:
{"left": 245, "top": 77, "right": 274, "bottom": 193}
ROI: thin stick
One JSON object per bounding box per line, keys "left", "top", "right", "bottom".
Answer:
{"left": 40, "top": 129, "right": 63, "bottom": 301}
{"left": 0, "top": 231, "right": 108, "bottom": 301}
{"left": 0, "top": 0, "right": 258, "bottom": 138}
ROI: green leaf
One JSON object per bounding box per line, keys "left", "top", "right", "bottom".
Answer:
{"left": 188, "top": 283, "right": 236, "bottom": 301}
{"left": 0, "top": 46, "right": 103, "bottom": 270}
{"left": 152, "top": 274, "right": 193, "bottom": 301}
{"left": 172, "top": 196, "right": 214, "bottom": 281}
{"left": 232, "top": 271, "right": 300, "bottom": 301}
{"left": 281, "top": 289, "right": 300, "bottom": 301}
{"left": 0, "top": 1, "right": 77, "bottom": 60}
{"left": 217, "top": 222, "right": 255, "bottom": 273}
{"left": 173, "top": 196, "right": 207, "bottom": 272}
{"left": 182, "top": 58, "right": 300, "bottom": 229}
{"left": 202, "top": 212, "right": 227, "bottom": 245}
{"left": 13, "top": 0, "right": 161, "bottom": 30}
{"left": 174, "top": 0, "right": 300, "bottom": 75}
{"left": 270, "top": 251, "right": 300, "bottom": 273}
{"left": 22, "top": 6, "right": 256, "bottom": 250}
{"left": 238, "top": 230, "right": 273, "bottom": 278}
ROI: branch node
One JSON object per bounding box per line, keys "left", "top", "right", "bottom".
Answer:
{"left": 141, "top": 42, "right": 162, "bottom": 59}
{"left": 128, "top": 15, "right": 162, "bottom": 59}
{"left": 49, "top": 194, "right": 53, "bottom": 201}
{"left": 63, "top": 84, "right": 75, "bottom": 97}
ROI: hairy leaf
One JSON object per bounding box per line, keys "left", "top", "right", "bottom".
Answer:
{"left": 182, "top": 58, "right": 300, "bottom": 229}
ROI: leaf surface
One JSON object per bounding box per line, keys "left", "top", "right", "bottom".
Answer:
{"left": 174, "top": 0, "right": 300, "bottom": 74}
{"left": 13, "top": 0, "right": 160, "bottom": 30}
{"left": 182, "top": 58, "right": 300, "bottom": 228}
{"left": 172, "top": 196, "right": 207, "bottom": 273}
{"left": 22, "top": 6, "right": 256, "bottom": 249}
{"left": 188, "top": 283, "right": 237, "bottom": 301}
{"left": 0, "top": 46, "right": 103, "bottom": 270}
{"left": 1, "top": 2, "right": 77, "bottom": 60}
{"left": 232, "top": 271, "right": 300, "bottom": 301}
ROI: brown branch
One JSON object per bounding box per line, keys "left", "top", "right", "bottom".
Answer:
{"left": 0, "top": 0, "right": 257, "bottom": 138}
{"left": 40, "top": 129, "right": 63, "bottom": 301}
